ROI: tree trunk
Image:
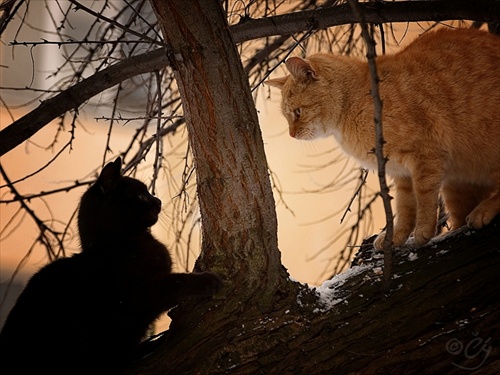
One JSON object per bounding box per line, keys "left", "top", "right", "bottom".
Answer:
{"left": 123, "top": 1, "right": 500, "bottom": 373}
{"left": 128, "top": 218, "right": 500, "bottom": 374}
{"left": 148, "top": 0, "right": 292, "bottom": 300}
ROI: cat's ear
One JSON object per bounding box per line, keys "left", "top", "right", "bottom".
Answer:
{"left": 264, "top": 76, "right": 288, "bottom": 90}
{"left": 285, "top": 57, "right": 318, "bottom": 82}
{"left": 97, "top": 158, "right": 122, "bottom": 193}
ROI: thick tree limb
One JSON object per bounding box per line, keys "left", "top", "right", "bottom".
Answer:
{"left": 127, "top": 219, "right": 500, "bottom": 374}
{"left": 231, "top": 0, "right": 500, "bottom": 43}
{"left": 1, "top": 0, "right": 499, "bottom": 156}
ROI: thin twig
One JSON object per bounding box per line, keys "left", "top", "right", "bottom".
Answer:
{"left": 0, "top": 164, "right": 66, "bottom": 260}
{"left": 95, "top": 115, "right": 183, "bottom": 122}
{"left": 102, "top": 83, "right": 123, "bottom": 167}
{"left": 340, "top": 168, "right": 369, "bottom": 224}
{"left": 348, "top": 0, "right": 394, "bottom": 289}
{"left": 9, "top": 39, "right": 155, "bottom": 46}
{"left": 151, "top": 70, "right": 163, "bottom": 195}
{"left": 0, "top": 180, "right": 93, "bottom": 203}
{"left": 67, "top": 0, "right": 165, "bottom": 46}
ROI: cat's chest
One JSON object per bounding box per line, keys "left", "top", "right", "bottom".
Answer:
{"left": 333, "top": 130, "right": 409, "bottom": 177}
{"left": 96, "top": 234, "right": 172, "bottom": 278}
{"left": 126, "top": 236, "right": 171, "bottom": 269}
{"left": 332, "top": 128, "right": 375, "bottom": 166}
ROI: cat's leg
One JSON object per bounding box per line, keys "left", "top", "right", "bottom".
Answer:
{"left": 160, "top": 272, "right": 223, "bottom": 310}
{"left": 441, "top": 182, "right": 489, "bottom": 230}
{"left": 466, "top": 183, "right": 500, "bottom": 229}
{"left": 411, "top": 165, "right": 442, "bottom": 246}
{"left": 374, "top": 176, "right": 416, "bottom": 250}
{"left": 467, "top": 193, "right": 500, "bottom": 228}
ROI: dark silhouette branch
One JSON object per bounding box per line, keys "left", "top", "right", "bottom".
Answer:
{"left": 348, "top": 0, "right": 394, "bottom": 288}
{"left": 0, "top": 180, "right": 93, "bottom": 203}
{"left": 66, "top": 0, "right": 164, "bottom": 46}
{"left": 0, "top": 0, "right": 24, "bottom": 36}
{"left": 0, "top": 48, "right": 168, "bottom": 156}
{"left": 0, "top": 163, "right": 68, "bottom": 260}
{"left": 2, "top": 0, "right": 499, "bottom": 157}
{"left": 9, "top": 39, "right": 154, "bottom": 46}
{"left": 231, "top": 0, "right": 500, "bottom": 43}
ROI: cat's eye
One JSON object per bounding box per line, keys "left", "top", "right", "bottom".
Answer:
{"left": 293, "top": 108, "right": 301, "bottom": 120}
{"left": 137, "top": 194, "right": 149, "bottom": 203}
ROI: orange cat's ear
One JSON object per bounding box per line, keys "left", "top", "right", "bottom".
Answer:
{"left": 285, "top": 57, "right": 318, "bottom": 82}
{"left": 264, "top": 76, "right": 288, "bottom": 90}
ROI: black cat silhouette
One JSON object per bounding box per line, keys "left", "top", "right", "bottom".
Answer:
{"left": 0, "top": 158, "right": 222, "bottom": 374}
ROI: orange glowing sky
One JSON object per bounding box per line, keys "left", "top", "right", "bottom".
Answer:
{"left": 2, "top": 5, "right": 440, "bottom": 330}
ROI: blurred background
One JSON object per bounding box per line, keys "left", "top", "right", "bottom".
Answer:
{"left": 2, "top": 1, "right": 471, "bottom": 332}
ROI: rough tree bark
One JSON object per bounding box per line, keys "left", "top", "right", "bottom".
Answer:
{"left": 128, "top": 215, "right": 500, "bottom": 372}
{"left": 120, "top": 1, "right": 500, "bottom": 374}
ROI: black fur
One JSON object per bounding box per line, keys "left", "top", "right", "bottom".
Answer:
{"left": 0, "top": 158, "right": 222, "bottom": 374}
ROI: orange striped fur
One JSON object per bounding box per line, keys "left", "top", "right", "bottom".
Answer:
{"left": 266, "top": 28, "right": 500, "bottom": 249}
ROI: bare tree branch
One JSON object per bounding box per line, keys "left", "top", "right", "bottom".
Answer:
{"left": 348, "top": 0, "right": 394, "bottom": 288}
{"left": 0, "top": 163, "right": 68, "bottom": 260}
{"left": 66, "top": 0, "right": 163, "bottom": 46}
{"left": 2, "top": 0, "right": 499, "bottom": 157}
{"left": 230, "top": 0, "right": 500, "bottom": 43}
{"left": 0, "top": 0, "right": 24, "bottom": 35}
{"left": 0, "top": 48, "right": 168, "bottom": 156}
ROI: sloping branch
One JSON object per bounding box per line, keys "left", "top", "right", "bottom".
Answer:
{"left": 1, "top": 0, "right": 500, "bottom": 156}
{"left": 0, "top": 48, "right": 168, "bottom": 156}
{"left": 127, "top": 219, "right": 500, "bottom": 374}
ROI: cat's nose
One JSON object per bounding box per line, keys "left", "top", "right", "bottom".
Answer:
{"left": 289, "top": 128, "right": 296, "bottom": 138}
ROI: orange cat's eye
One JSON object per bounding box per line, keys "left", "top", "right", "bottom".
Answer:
{"left": 294, "top": 108, "right": 301, "bottom": 120}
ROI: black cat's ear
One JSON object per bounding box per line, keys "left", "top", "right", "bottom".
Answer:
{"left": 97, "top": 158, "right": 122, "bottom": 194}
{"left": 112, "top": 157, "right": 122, "bottom": 170}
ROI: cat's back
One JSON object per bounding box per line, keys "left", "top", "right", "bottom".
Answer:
{"left": 400, "top": 27, "right": 499, "bottom": 57}
{"left": 0, "top": 255, "right": 99, "bottom": 373}
{"left": 377, "top": 28, "right": 499, "bottom": 134}
{"left": 383, "top": 28, "right": 499, "bottom": 84}
{"left": 0, "top": 250, "right": 154, "bottom": 373}
{"left": 375, "top": 28, "right": 500, "bottom": 178}
{"left": 0, "top": 256, "right": 86, "bottom": 334}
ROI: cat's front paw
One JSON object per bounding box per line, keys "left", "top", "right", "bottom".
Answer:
{"left": 373, "top": 230, "right": 408, "bottom": 250}
{"left": 373, "top": 232, "right": 385, "bottom": 250}
{"left": 194, "top": 272, "right": 223, "bottom": 296}
{"left": 413, "top": 225, "right": 435, "bottom": 246}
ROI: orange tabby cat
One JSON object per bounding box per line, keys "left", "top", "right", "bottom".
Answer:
{"left": 266, "top": 28, "right": 500, "bottom": 250}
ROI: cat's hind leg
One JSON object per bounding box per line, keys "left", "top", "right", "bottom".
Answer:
{"left": 441, "top": 182, "right": 490, "bottom": 230}
{"left": 467, "top": 189, "right": 500, "bottom": 229}
{"left": 467, "top": 169, "right": 500, "bottom": 229}
{"left": 374, "top": 176, "right": 416, "bottom": 250}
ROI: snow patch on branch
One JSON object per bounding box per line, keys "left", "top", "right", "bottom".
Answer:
{"left": 312, "top": 264, "right": 370, "bottom": 312}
